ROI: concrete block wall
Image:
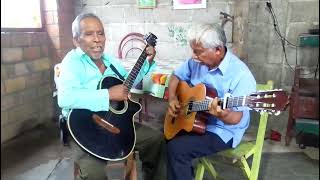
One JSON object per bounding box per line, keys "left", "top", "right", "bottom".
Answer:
{"left": 248, "top": 0, "right": 319, "bottom": 88}
{"left": 1, "top": 0, "right": 76, "bottom": 144}
{"left": 1, "top": 32, "right": 54, "bottom": 143}
{"left": 74, "top": 0, "right": 242, "bottom": 71}
{"left": 247, "top": 0, "right": 319, "bottom": 132}
{"left": 71, "top": 0, "right": 318, "bottom": 133}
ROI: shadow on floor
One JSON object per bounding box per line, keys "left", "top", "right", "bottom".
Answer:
{"left": 200, "top": 152, "right": 319, "bottom": 180}
{"left": 2, "top": 121, "right": 319, "bottom": 180}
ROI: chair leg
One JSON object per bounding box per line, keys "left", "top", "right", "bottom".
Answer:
{"left": 195, "top": 158, "right": 219, "bottom": 180}
{"left": 202, "top": 158, "right": 218, "bottom": 179}
{"left": 195, "top": 162, "right": 205, "bottom": 180}
{"left": 238, "top": 156, "right": 251, "bottom": 179}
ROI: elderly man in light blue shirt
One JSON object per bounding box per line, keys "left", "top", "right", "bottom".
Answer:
{"left": 166, "top": 23, "right": 256, "bottom": 180}
{"left": 57, "top": 13, "right": 166, "bottom": 180}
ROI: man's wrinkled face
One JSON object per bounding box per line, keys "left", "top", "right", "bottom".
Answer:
{"left": 190, "top": 41, "right": 222, "bottom": 69}
{"left": 73, "top": 17, "right": 106, "bottom": 60}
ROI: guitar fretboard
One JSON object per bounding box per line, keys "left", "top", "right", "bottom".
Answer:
{"left": 123, "top": 47, "right": 148, "bottom": 89}
{"left": 189, "top": 96, "right": 249, "bottom": 112}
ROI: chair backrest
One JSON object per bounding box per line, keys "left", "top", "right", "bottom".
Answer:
{"left": 118, "top": 32, "right": 145, "bottom": 59}
{"left": 53, "top": 63, "right": 61, "bottom": 94}
{"left": 250, "top": 80, "right": 273, "bottom": 180}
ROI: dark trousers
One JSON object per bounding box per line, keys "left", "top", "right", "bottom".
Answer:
{"left": 167, "top": 132, "right": 232, "bottom": 180}
{"left": 69, "top": 122, "right": 167, "bottom": 180}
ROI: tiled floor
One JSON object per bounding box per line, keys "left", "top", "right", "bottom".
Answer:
{"left": 1, "top": 95, "right": 319, "bottom": 180}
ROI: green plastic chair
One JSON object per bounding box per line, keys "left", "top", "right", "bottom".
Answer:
{"left": 195, "top": 80, "right": 274, "bottom": 180}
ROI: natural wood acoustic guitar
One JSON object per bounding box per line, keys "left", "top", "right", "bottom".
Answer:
{"left": 164, "top": 81, "right": 289, "bottom": 140}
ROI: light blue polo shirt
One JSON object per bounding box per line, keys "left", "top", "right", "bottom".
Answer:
{"left": 174, "top": 48, "right": 256, "bottom": 147}
{"left": 57, "top": 47, "right": 156, "bottom": 118}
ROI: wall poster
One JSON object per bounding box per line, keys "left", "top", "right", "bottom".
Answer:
{"left": 173, "top": 0, "right": 206, "bottom": 9}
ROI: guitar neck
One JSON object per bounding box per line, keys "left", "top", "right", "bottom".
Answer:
{"left": 123, "top": 46, "right": 148, "bottom": 90}
{"left": 190, "top": 96, "right": 249, "bottom": 112}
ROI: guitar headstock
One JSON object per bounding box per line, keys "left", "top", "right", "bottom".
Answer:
{"left": 247, "top": 89, "right": 289, "bottom": 115}
{"left": 144, "top": 32, "right": 158, "bottom": 47}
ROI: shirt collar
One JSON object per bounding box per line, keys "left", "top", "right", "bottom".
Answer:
{"left": 75, "top": 47, "right": 108, "bottom": 63}
{"left": 214, "top": 47, "right": 231, "bottom": 75}
{"left": 75, "top": 47, "right": 86, "bottom": 56}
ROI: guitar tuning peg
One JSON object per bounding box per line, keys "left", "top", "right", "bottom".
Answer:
{"left": 274, "top": 111, "right": 281, "bottom": 116}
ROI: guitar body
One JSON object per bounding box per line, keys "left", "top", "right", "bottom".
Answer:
{"left": 68, "top": 76, "right": 140, "bottom": 161}
{"left": 164, "top": 81, "right": 217, "bottom": 140}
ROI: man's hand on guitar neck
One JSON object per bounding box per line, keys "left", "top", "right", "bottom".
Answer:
{"left": 208, "top": 97, "right": 242, "bottom": 125}
{"left": 208, "top": 97, "right": 229, "bottom": 119}
{"left": 108, "top": 84, "right": 129, "bottom": 101}
{"left": 146, "top": 46, "right": 156, "bottom": 64}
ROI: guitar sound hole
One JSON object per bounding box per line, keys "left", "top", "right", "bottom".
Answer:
{"left": 110, "top": 100, "right": 125, "bottom": 111}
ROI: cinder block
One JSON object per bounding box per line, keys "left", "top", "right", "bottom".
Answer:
{"left": 288, "top": 1, "right": 319, "bottom": 23}
{"left": 123, "top": 7, "right": 147, "bottom": 23}
{"left": 1, "top": 95, "right": 20, "bottom": 111}
{"left": 23, "top": 46, "right": 41, "bottom": 60}
{"left": 10, "top": 33, "right": 32, "bottom": 47}
{"left": 14, "top": 63, "right": 29, "bottom": 76}
{"left": 30, "top": 32, "right": 49, "bottom": 46}
{"left": 4, "top": 77, "right": 26, "bottom": 93}
{"left": 22, "top": 88, "right": 38, "bottom": 102}
{"left": 1, "top": 33, "right": 11, "bottom": 47}
{"left": 37, "top": 84, "right": 52, "bottom": 97}
{"left": 29, "top": 57, "right": 51, "bottom": 72}
{"left": 25, "top": 72, "right": 42, "bottom": 87}
{"left": 1, "top": 48, "right": 23, "bottom": 63}
{"left": 99, "top": 7, "right": 125, "bottom": 23}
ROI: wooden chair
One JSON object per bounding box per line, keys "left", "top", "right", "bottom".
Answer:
{"left": 285, "top": 66, "right": 319, "bottom": 146}
{"left": 195, "top": 80, "right": 274, "bottom": 180}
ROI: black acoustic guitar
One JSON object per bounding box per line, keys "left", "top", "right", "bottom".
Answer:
{"left": 67, "top": 33, "right": 157, "bottom": 161}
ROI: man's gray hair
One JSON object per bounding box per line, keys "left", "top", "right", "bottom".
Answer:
{"left": 187, "top": 23, "right": 227, "bottom": 49}
{"left": 72, "top": 13, "right": 102, "bottom": 38}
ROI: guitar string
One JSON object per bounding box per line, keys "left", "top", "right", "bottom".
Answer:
{"left": 188, "top": 96, "right": 260, "bottom": 111}
{"left": 103, "top": 51, "right": 147, "bottom": 121}
{"left": 103, "top": 47, "right": 148, "bottom": 122}
{"left": 124, "top": 48, "right": 148, "bottom": 89}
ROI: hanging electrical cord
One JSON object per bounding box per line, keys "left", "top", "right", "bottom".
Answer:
{"left": 266, "top": 1, "right": 319, "bottom": 76}
{"left": 266, "top": 1, "right": 297, "bottom": 71}
{"left": 315, "top": 57, "right": 319, "bottom": 79}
